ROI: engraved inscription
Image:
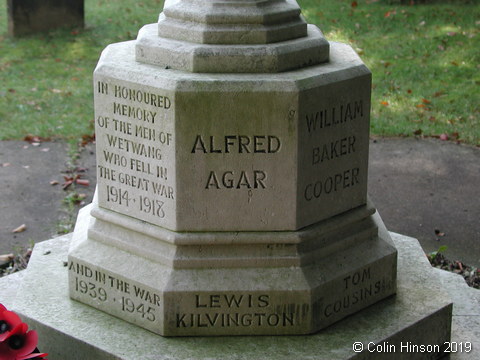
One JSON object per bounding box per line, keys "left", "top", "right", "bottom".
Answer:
{"left": 303, "top": 98, "right": 367, "bottom": 204}
{"left": 305, "top": 100, "right": 363, "bottom": 133}
{"left": 195, "top": 294, "right": 269, "bottom": 308}
{"left": 69, "top": 261, "right": 159, "bottom": 323}
{"left": 113, "top": 102, "right": 157, "bottom": 123}
{"left": 74, "top": 277, "right": 108, "bottom": 302}
{"left": 98, "top": 82, "right": 172, "bottom": 109}
{"left": 176, "top": 312, "right": 294, "bottom": 328}
{"left": 192, "top": 135, "right": 280, "bottom": 191}
{"left": 312, "top": 135, "right": 356, "bottom": 165}
{"left": 113, "top": 84, "right": 171, "bottom": 109}
{"left": 175, "top": 293, "right": 298, "bottom": 329}
{"left": 95, "top": 80, "right": 174, "bottom": 224}
{"left": 321, "top": 267, "right": 394, "bottom": 318}
{"left": 304, "top": 167, "right": 360, "bottom": 201}
{"left": 104, "top": 185, "right": 168, "bottom": 218}
{"left": 205, "top": 170, "right": 267, "bottom": 190}
{"left": 105, "top": 135, "right": 162, "bottom": 160}
{"left": 191, "top": 135, "right": 281, "bottom": 154}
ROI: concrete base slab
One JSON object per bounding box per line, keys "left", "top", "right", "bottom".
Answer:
{"left": 433, "top": 268, "right": 480, "bottom": 360}
{"left": 0, "top": 231, "right": 456, "bottom": 359}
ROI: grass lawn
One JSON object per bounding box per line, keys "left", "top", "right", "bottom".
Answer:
{"left": 0, "top": 0, "right": 478, "bottom": 145}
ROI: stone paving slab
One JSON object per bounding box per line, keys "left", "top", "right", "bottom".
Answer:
{"left": 0, "top": 141, "right": 68, "bottom": 254}
{"left": 368, "top": 137, "right": 480, "bottom": 267}
{"left": 0, "top": 141, "right": 96, "bottom": 255}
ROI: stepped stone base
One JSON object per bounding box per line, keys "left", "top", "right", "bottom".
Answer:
{"left": 67, "top": 201, "right": 397, "bottom": 336}
{"left": 136, "top": 23, "right": 330, "bottom": 73}
{"left": 4, "top": 221, "right": 453, "bottom": 359}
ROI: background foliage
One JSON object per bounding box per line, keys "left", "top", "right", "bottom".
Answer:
{"left": 0, "top": 0, "right": 478, "bottom": 144}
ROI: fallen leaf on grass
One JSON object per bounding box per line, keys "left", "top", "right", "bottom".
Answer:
{"left": 80, "top": 133, "right": 95, "bottom": 147}
{"left": 12, "top": 224, "right": 27, "bottom": 233}
{"left": 351, "top": 1, "right": 358, "bottom": 8}
{"left": 440, "top": 133, "right": 449, "bottom": 141}
{"left": 384, "top": 10, "right": 396, "bottom": 18}
{"left": 24, "top": 135, "right": 51, "bottom": 143}
{"left": 422, "top": 98, "right": 431, "bottom": 104}
{"left": 380, "top": 101, "right": 389, "bottom": 106}
{"left": 413, "top": 129, "right": 423, "bottom": 136}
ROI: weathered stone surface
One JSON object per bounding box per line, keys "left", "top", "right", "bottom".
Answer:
{"left": 136, "top": 23, "right": 330, "bottom": 73}
{"left": 69, "top": 0, "right": 395, "bottom": 339}
{"left": 68, "top": 200, "right": 396, "bottom": 336}
{"left": 159, "top": 0, "right": 308, "bottom": 45}
{"left": 5, "top": 232, "right": 453, "bottom": 359}
{"left": 135, "top": 0, "right": 330, "bottom": 73}
{"left": 7, "top": 0, "right": 84, "bottom": 36}
{"left": 95, "top": 40, "right": 370, "bottom": 232}
{"left": 433, "top": 268, "right": 480, "bottom": 360}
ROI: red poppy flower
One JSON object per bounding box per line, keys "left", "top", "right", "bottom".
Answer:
{"left": 0, "top": 323, "right": 47, "bottom": 360}
{"left": 0, "top": 307, "right": 23, "bottom": 342}
{"left": 0, "top": 304, "right": 48, "bottom": 360}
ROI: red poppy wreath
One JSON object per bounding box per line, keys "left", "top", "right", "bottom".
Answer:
{"left": 0, "top": 304, "right": 47, "bottom": 360}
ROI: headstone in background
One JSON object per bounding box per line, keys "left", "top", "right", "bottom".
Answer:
{"left": 67, "top": 0, "right": 398, "bottom": 336}
{"left": 7, "top": 0, "right": 84, "bottom": 36}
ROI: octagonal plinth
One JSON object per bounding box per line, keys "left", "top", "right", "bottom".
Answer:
{"left": 135, "top": 0, "right": 330, "bottom": 73}
{"left": 68, "top": 200, "right": 397, "bottom": 336}
{"left": 94, "top": 40, "right": 371, "bottom": 232}
{"left": 158, "top": 0, "right": 308, "bottom": 45}
{"left": 136, "top": 23, "right": 329, "bottom": 73}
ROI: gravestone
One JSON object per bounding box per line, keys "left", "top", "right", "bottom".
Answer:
{"left": 7, "top": 0, "right": 84, "bottom": 36}
{"left": 67, "top": 0, "right": 398, "bottom": 336}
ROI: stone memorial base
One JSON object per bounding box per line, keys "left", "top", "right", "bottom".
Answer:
{"left": 67, "top": 198, "right": 397, "bottom": 336}
{"left": 6, "top": 227, "right": 452, "bottom": 359}
{"left": 7, "top": 0, "right": 84, "bottom": 36}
